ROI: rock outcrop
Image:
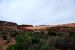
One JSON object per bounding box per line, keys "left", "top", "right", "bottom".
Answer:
{"left": 0, "top": 21, "right": 18, "bottom": 50}
{"left": 0, "top": 21, "right": 17, "bottom": 31}
{"left": 17, "top": 25, "right": 33, "bottom": 31}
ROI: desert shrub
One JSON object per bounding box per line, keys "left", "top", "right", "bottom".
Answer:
{"left": 69, "top": 32, "right": 75, "bottom": 36}
{"left": 48, "top": 31, "right": 57, "bottom": 36}
{"left": 7, "top": 29, "right": 75, "bottom": 50}
{"left": 10, "top": 32, "right": 17, "bottom": 37}
{"left": 2, "top": 35, "right": 7, "bottom": 40}
{"left": 49, "top": 35, "right": 75, "bottom": 50}
{"left": 7, "top": 32, "right": 50, "bottom": 50}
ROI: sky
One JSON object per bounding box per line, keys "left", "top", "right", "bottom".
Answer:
{"left": 0, "top": 0, "right": 75, "bottom": 25}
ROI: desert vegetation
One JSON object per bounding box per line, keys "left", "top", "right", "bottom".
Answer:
{"left": 0, "top": 21, "right": 75, "bottom": 50}
{"left": 6, "top": 27, "right": 75, "bottom": 50}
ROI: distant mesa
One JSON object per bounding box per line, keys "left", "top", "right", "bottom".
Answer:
{"left": 61, "top": 23, "right": 75, "bottom": 27}
{"left": 0, "top": 20, "right": 17, "bottom": 33}
{"left": 0, "top": 20, "right": 75, "bottom": 32}
{"left": 0, "top": 20, "right": 17, "bottom": 26}
{"left": 18, "top": 25, "right": 33, "bottom": 27}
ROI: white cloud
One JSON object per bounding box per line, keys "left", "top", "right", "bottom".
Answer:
{"left": 0, "top": 0, "right": 75, "bottom": 25}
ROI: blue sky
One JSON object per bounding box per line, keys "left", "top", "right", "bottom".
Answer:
{"left": 0, "top": 0, "right": 75, "bottom": 25}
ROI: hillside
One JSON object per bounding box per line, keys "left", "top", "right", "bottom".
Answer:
{"left": 17, "top": 23, "right": 75, "bottom": 32}
{"left": 0, "top": 21, "right": 75, "bottom": 50}
{"left": 62, "top": 23, "right": 75, "bottom": 27}
{"left": 0, "top": 21, "right": 17, "bottom": 50}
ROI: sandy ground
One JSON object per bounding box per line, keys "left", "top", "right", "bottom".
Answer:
{"left": 0, "top": 38, "right": 16, "bottom": 50}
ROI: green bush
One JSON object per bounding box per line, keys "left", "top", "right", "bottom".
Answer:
{"left": 7, "top": 30, "right": 75, "bottom": 50}
{"left": 7, "top": 32, "right": 50, "bottom": 50}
